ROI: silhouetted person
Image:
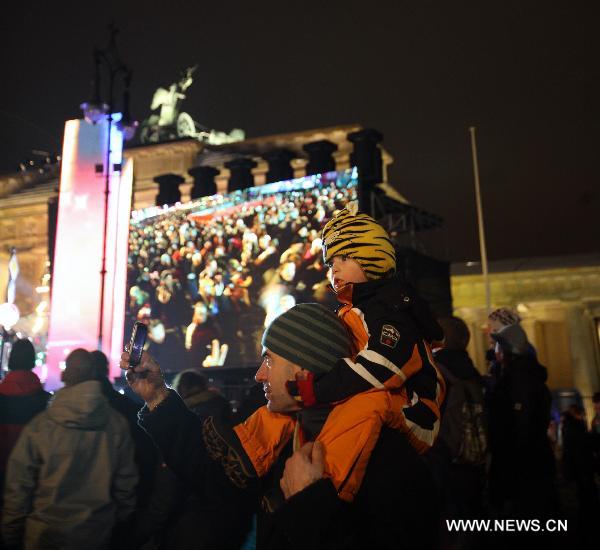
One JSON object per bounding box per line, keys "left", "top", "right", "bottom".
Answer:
{"left": 2, "top": 349, "right": 137, "bottom": 550}
{"left": 233, "top": 383, "right": 267, "bottom": 424}
{"left": 430, "top": 317, "right": 488, "bottom": 550}
{"left": 172, "top": 369, "right": 232, "bottom": 421}
{"left": 0, "top": 339, "right": 50, "bottom": 501}
{"left": 592, "top": 391, "right": 600, "bottom": 474}
{"left": 133, "top": 370, "right": 235, "bottom": 549}
{"left": 90, "top": 350, "right": 160, "bottom": 507}
{"left": 488, "top": 323, "right": 557, "bottom": 519}
{"left": 561, "top": 404, "right": 599, "bottom": 544}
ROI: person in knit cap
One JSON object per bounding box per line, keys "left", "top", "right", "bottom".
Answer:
{"left": 121, "top": 303, "right": 439, "bottom": 549}
{"left": 0, "top": 339, "right": 50, "bottom": 501}
{"left": 287, "top": 201, "right": 446, "bottom": 455}
{"left": 488, "top": 307, "right": 521, "bottom": 334}
{"left": 487, "top": 316, "right": 557, "bottom": 519}
{"left": 485, "top": 307, "right": 537, "bottom": 400}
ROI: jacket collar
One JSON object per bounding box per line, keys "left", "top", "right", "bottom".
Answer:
{"left": 336, "top": 274, "right": 411, "bottom": 309}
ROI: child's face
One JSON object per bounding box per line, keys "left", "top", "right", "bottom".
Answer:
{"left": 327, "top": 255, "right": 367, "bottom": 291}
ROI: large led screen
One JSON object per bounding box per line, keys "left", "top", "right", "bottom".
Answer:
{"left": 126, "top": 168, "right": 358, "bottom": 371}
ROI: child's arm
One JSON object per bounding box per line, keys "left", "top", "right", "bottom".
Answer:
{"left": 289, "top": 315, "right": 421, "bottom": 406}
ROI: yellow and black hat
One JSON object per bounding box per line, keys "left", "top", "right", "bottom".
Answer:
{"left": 321, "top": 201, "right": 396, "bottom": 280}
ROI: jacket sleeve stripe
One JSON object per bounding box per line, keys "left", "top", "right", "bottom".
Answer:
{"left": 358, "top": 349, "right": 408, "bottom": 379}
{"left": 342, "top": 358, "right": 385, "bottom": 389}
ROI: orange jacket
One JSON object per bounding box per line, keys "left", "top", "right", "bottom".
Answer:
{"left": 234, "top": 387, "right": 420, "bottom": 503}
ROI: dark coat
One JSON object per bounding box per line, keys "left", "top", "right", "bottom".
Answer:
{"left": 139, "top": 391, "right": 439, "bottom": 550}
{"left": 427, "top": 349, "right": 487, "bottom": 522}
{"left": 488, "top": 355, "right": 556, "bottom": 515}
{"left": 99, "top": 377, "right": 160, "bottom": 506}
{"left": 0, "top": 370, "right": 50, "bottom": 490}
{"left": 433, "top": 348, "right": 486, "bottom": 459}
{"left": 132, "top": 390, "right": 232, "bottom": 549}
{"left": 562, "top": 412, "right": 595, "bottom": 479}
{"left": 311, "top": 275, "right": 443, "bottom": 404}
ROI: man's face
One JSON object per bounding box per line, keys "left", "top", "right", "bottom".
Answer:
{"left": 327, "top": 255, "right": 367, "bottom": 291}
{"left": 255, "top": 349, "right": 302, "bottom": 413}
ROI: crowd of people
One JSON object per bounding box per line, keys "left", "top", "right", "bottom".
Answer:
{"left": 126, "top": 178, "right": 357, "bottom": 370}
{"left": 1, "top": 202, "right": 599, "bottom": 550}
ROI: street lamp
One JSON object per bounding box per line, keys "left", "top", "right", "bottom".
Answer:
{"left": 80, "top": 23, "right": 137, "bottom": 349}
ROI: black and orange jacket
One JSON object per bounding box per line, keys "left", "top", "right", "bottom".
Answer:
{"left": 290, "top": 275, "right": 446, "bottom": 456}
{"left": 235, "top": 392, "right": 417, "bottom": 502}
{"left": 140, "top": 391, "right": 439, "bottom": 549}
{"left": 144, "top": 390, "right": 428, "bottom": 504}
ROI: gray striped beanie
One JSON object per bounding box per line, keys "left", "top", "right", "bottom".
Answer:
{"left": 261, "top": 303, "right": 351, "bottom": 374}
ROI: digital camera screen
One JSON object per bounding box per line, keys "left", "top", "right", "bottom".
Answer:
{"left": 126, "top": 168, "right": 358, "bottom": 371}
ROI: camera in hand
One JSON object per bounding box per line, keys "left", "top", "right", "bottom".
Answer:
{"left": 128, "top": 322, "right": 148, "bottom": 368}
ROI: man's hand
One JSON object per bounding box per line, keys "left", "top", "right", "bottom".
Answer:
{"left": 280, "top": 441, "right": 325, "bottom": 499}
{"left": 119, "top": 351, "right": 169, "bottom": 410}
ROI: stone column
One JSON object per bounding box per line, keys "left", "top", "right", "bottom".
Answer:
{"left": 154, "top": 173, "right": 185, "bottom": 206}
{"left": 302, "top": 140, "right": 337, "bottom": 176}
{"left": 263, "top": 149, "right": 295, "bottom": 184}
{"left": 188, "top": 166, "right": 220, "bottom": 199}
{"left": 225, "top": 158, "right": 257, "bottom": 192}
{"left": 567, "top": 304, "right": 600, "bottom": 424}
{"left": 347, "top": 128, "right": 384, "bottom": 214}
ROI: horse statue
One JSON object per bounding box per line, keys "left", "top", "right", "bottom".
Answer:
{"left": 140, "top": 66, "right": 244, "bottom": 145}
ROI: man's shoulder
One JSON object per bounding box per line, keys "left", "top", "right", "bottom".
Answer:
{"left": 104, "top": 386, "right": 141, "bottom": 419}
{"left": 106, "top": 406, "right": 133, "bottom": 434}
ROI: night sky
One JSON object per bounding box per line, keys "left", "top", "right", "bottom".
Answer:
{"left": 1, "top": 0, "right": 597, "bottom": 262}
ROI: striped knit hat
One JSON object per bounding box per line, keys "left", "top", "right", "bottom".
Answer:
{"left": 261, "top": 303, "right": 351, "bottom": 374}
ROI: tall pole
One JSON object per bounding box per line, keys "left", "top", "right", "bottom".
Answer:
{"left": 469, "top": 127, "right": 491, "bottom": 312}
{"left": 96, "top": 25, "right": 128, "bottom": 350}
{"left": 98, "top": 108, "right": 113, "bottom": 350}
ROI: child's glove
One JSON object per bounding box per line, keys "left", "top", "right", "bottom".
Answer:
{"left": 286, "top": 371, "right": 317, "bottom": 407}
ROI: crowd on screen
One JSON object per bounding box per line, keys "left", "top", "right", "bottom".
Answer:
{"left": 125, "top": 183, "right": 356, "bottom": 370}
